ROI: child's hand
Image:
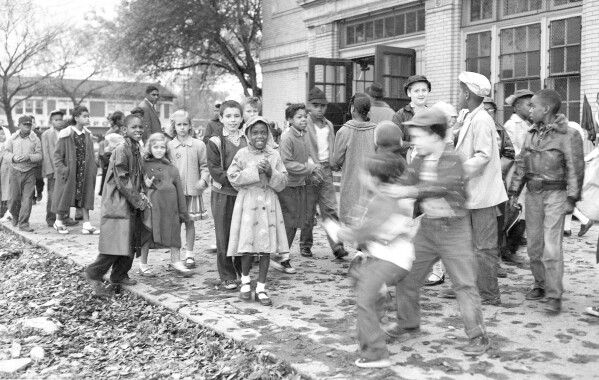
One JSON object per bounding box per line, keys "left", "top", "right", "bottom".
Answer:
{"left": 198, "top": 179, "right": 208, "bottom": 192}
{"left": 144, "top": 175, "right": 155, "bottom": 188}
{"left": 260, "top": 159, "right": 272, "bottom": 176}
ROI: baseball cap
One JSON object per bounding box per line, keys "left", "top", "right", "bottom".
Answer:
{"left": 18, "top": 115, "right": 33, "bottom": 125}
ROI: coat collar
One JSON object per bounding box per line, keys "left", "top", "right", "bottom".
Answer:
{"left": 172, "top": 135, "right": 193, "bottom": 147}
{"left": 57, "top": 125, "right": 91, "bottom": 139}
{"left": 530, "top": 114, "right": 569, "bottom": 135}
{"left": 455, "top": 103, "right": 485, "bottom": 149}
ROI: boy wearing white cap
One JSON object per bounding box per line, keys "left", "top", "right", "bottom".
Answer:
{"left": 453, "top": 71, "right": 508, "bottom": 306}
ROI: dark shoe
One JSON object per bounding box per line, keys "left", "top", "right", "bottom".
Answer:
{"left": 111, "top": 277, "right": 137, "bottom": 286}
{"left": 439, "top": 289, "right": 456, "bottom": 299}
{"left": 481, "top": 298, "right": 501, "bottom": 306}
{"left": 333, "top": 246, "right": 349, "bottom": 260}
{"left": 563, "top": 230, "right": 572, "bottom": 237}
{"left": 355, "top": 357, "right": 392, "bottom": 368}
{"left": 223, "top": 280, "right": 237, "bottom": 290}
{"left": 255, "top": 291, "right": 272, "bottom": 306}
{"left": 382, "top": 323, "right": 420, "bottom": 339}
{"left": 424, "top": 273, "right": 445, "bottom": 286}
{"left": 19, "top": 226, "right": 34, "bottom": 232}
{"left": 544, "top": 298, "right": 561, "bottom": 314}
{"left": 81, "top": 271, "right": 111, "bottom": 298}
{"left": 461, "top": 335, "right": 490, "bottom": 356}
{"left": 300, "top": 248, "right": 313, "bottom": 257}
{"left": 525, "top": 288, "right": 545, "bottom": 300}
{"left": 497, "top": 265, "right": 507, "bottom": 278}
{"left": 36, "top": 194, "right": 42, "bottom": 202}
{"left": 62, "top": 218, "right": 79, "bottom": 227}
{"left": 579, "top": 220, "right": 594, "bottom": 237}
{"left": 271, "top": 259, "right": 296, "bottom": 274}
{"left": 520, "top": 237, "right": 527, "bottom": 246}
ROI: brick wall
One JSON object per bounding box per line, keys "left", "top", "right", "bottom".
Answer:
{"left": 581, "top": 0, "right": 599, "bottom": 108}
{"left": 262, "top": 65, "right": 308, "bottom": 127}
{"left": 423, "top": 0, "right": 462, "bottom": 106}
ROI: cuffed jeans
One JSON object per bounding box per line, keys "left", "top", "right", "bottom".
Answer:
{"left": 300, "top": 163, "right": 342, "bottom": 253}
{"left": 356, "top": 258, "right": 409, "bottom": 360}
{"left": 8, "top": 168, "right": 35, "bottom": 228}
{"left": 46, "top": 176, "right": 56, "bottom": 225}
{"left": 395, "top": 216, "right": 486, "bottom": 339}
{"left": 470, "top": 206, "right": 501, "bottom": 302}
{"left": 86, "top": 254, "right": 134, "bottom": 283}
{"left": 211, "top": 191, "right": 241, "bottom": 282}
{"left": 525, "top": 189, "right": 566, "bottom": 300}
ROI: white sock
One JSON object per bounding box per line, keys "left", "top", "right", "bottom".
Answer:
{"left": 185, "top": 250, "right": 194, "bottom": 259}
{"left": 241, "top": 275, "right": 251, "bottom": 285}
{"left": 83, "top": 222, "right": 92, "bottom": 230}
{"left": 256, "top": 282, "right": 266, "bottom": 293}
{"left": 574, "top": 208, "right": 590, "bottom": 225}
{"left": 564, "top": 214, "right": 572, "bottom": 231}
{"left": 54, "top": 220, "right": 64, "bottom": 227}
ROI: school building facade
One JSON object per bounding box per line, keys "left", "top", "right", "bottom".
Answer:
{"left": 260, "top": 0, "right": 599, "bottom": 129}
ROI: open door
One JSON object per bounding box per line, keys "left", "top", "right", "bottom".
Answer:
{"left": 374, "top": 45, "right": 416, "bottom": 111}
{"left": 308, "top": 57, "right": 353, "bottom": 132}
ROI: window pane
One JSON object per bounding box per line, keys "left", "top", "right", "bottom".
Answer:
{"left": 466, "top": 35, "right": 478, "bottom": 58}
{"left": 35, "top": 101, "right": 43, "bottom": 115}
{"left": 471, "top": 0, "right": 482, "bottom": 21}
{"left": 346, "top": 25, "right": 355, "bottom": 45}
{"left": 482, "top": 0, "right": 493, "bottom": 19}
{"left": 417, "top": 9, "right": 425, "bottom": 31}
{"left": 314, "top": 65, "right": 324, "bottom": 83}
{"left": 566, "top": 46, "right": 580, "bottom": 72}
{"left": 384, "top": 17, "right": 395, "bottom": 38}
{"left": 365, "top": 21, "right": 374, "bottom": 42}
{"left": 480, "top": 32, "right": 492, "bottom": 55}
{"left": 500, "top": 29, "right": 514, "bottom": 54}
{"left": 551, "top": 19, "right": 565, "bottom": 46}
{"left": 395, "top": 14, "right": 405, "bottom": 35}
{"left": 515, "top": 28, "right": 527, "bottom": 52}
{"left": 326, "top": 65, "right": 335, "bottom": 83}
{"left": 355, "top": 23, "right": 364, "bottom": 43}
{"left": 567, "top": 17, "right": 581, "bottom": 44}
{"left": 25, "top": 101, "right": 33, "bottom": 113}
{"left": 500, "top": 55, "right": 514, "bottom": 79}
{"left": 406, "top": 12, "right": 417, "bottom": 34}
{"left": 554, "top": 77, "right": 568, "bottom": 99}
{"left": 480, "top": 57, "right": 491, "bottom": 78}
{"left": 570, "top": 76, "right": 580, "bottom": 101}
{"left": 528, "top": 25, "right": 541, "bottom": 50}
{"left": 337, "top": 66, "right": 346, "bottom": 84}
{"left": 550, "top": 48, "right": 565, "bottom": 74}
{"left": 336, "top": 85, "right": 346, "bottom": 103}
{"left": 374, "top": 19, "right": 384, "bottom": 40}
{"left": 514, "top": 53, "right": 527, "bottom": 77}
{"left": 528, "top": 51, "right": 541, "bottom": 76}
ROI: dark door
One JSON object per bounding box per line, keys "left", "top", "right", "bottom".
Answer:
{"left": 308, "top": 57, "right": 353, "bottom": 132}
{"left": 374, "top": 45, "right": 416, "bottom": 111}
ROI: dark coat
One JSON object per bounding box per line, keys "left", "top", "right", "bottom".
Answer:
{"left": 51, "top": 126, "right": 97, "bottom": 214}
{"left": 99, "top": 138, "right": 147, "bottom": 256}
{"left": 139, "top": 99, "right": 162, "bottom": 143}
{"left": 143, "top": 158, "right": 188, "bottom": 248}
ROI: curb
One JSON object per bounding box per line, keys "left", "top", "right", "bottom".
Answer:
{"left": 1, "top": 223, "right": 314, "bottom": 380}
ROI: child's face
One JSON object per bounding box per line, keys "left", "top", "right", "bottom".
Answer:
{"left": 220, "top": 107, "right": 243, "bottom": 132}
{"left": 529, "top": 95, "right": 546, "bottom": 124}
{"left": 151, "top": 141, "right": 167, "bottom": 159}
{"left": 289, "top": 109, "right": 308, "bottom": 130}
{"left": 75, "top": 112, "right": 90, "bottom": 127}
{"left": 125, "top": 117, "right": 144, "bottom": 141}
{"left": 249, "top": 123, "right": 268, "bottom": 150}
{"left": 307, "top": 102, "right": 327, "bottom": 119}
{"left": 243, "top": 104, "right": 260, "bottom": 122}
{"left": 410, "top": 127, "right": 439, "bottom": 156}
{"left": 515, "top": 97, "right": 533, "bottom": 121}
{"left": 0, "top": 130, "right": 5, "bottom": 143}
{"left": 174, "top": 116, "right": 190, "bottom": 137}
{"left": 407, "top": 82, "right": 429, "bottom": 107}
{"left": 50, "top": 114, "right": 63, "bottom": 129}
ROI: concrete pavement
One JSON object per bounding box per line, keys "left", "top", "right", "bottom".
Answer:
{"left": 2, "top": 186, "right": 599, "bottom": 380}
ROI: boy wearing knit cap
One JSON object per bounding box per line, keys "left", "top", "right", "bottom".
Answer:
{"left": 392, "top": 74, "right": 431, "bottom": 157}
{"left": 452, "top": 71, "right": 507, "bottom": 306}
{"left": 301, "top": 87, "right": 348, "bottom": 259}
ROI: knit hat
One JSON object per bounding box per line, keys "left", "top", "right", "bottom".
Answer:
{"left": 403, "top": 75, "right": 432, "bottom": 95}
{"left": 374, "top": 121, "right": 402, "bottom": 148}
{"left": 367, "top": 82, "right": 384, "bottom": 98}
{"left": 18, "top": 115, "right": 33, "bottom": 125}
{"left": 458, "top": 71, "right": 491, "bottom": 98}
{"left": 308, "top": 87, "right": 328, "bottom": 105}
{"left": 505, "top": 89, "right": 534, "bottom": 106}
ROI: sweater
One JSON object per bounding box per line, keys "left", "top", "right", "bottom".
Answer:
{"left": 279, "top": 127, "right": 315, "bottom": 187}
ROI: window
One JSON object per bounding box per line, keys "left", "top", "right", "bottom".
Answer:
{"left": 499, "top": 24, "right": 541, "bottom": 81}
{"left": 25, "top": 100, "right": 33, "bottom": 114}
{"left": 470, "top": 0, "right": 493, "bottom": 22}
{"left": 353, "top": 58, "right": 374, "bottom": 94}
{"left": 313, "top": 62, "right": 347, "bottom": 103}
{"left": 502, "top": 0, "right": 542, "bottom": 16}
{"left": 466, "top": 32, "right": 492, "bottom": 79}
{"left": 554, "top": 0, "right": 581, "bottom": 6}
{"left": 35, "top": 100, "right": 43, "bottom": 115}
{"left": 343, "top": 7, "right": 424, "bottom": 47}
{"left": 463, "top": 0, "right": 581, "bottom": 26}
{"left": 548, "top": 17, "right": 581, "bottom": 122}
{"left": 15, "top": 101, "right": 23, "bottom": 115}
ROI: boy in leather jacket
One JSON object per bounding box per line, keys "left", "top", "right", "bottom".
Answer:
{"left": 508, "top": 89, "right": 584, "bottom": 314}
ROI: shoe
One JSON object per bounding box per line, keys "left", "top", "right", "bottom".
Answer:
{"left": 333, "top": 246, "right": 349, "bottom": 260}
{"left": 255, "top": 291, "right": 272, "bottom": 306}
{"left": 36, "top": 194, "right": 42, "bottom": 202}
{"left": 355, "top": 357, "right": 392, "bottom": 368}
{"left": 382, "top": 323, "right": 420, "bottom": 339}
{"left": 439, "top": 289, "right": 456, "bottom": 299}
{"left": 300, "top": 248, "right": 313, "bottom": 257}
{"left": 11, "top": 218, "right": 18, "bottom": 227}
{"left": 240, "top": 283, "right": 251, "bottom": 301}
{"left": 461, "top": 335, "right": 490, "bottom": 356}
{"left": 138, "top": 267, "right": 156, "bottom": 277}
{"left": 111, "top": 277, "right": 137, "bottom": 286}
{"left": 481, "top": 298, "right": 501, "bottom": 306}
{"left": 82, "top": 226, "right": 100, "bottom": 235}
{"left": 563, "top": 230, "right": 572, "bottom": 237}
{"left": 525, "top": 288, "right": 545, "bottom": 300}
{"left": 579, "top": 220, "right": 594, "bottom": 237}
{"left": 223, "top": 280, "right": 237, "bottom": 290}
{"left": 585, "top": 306, "right": 599, "bottom": 317}
{"left": 271, "top": 259, "right": 296, "bottom": 274}
{"left": 53, "top": 222, "right": 69, "bottom": 234}
{"left": 170, "top": 262, "right": 193, "bottom": 277}
{"left": 81, "top": 271, "right": 111, "bottom": 298}
{"left": 206, "top": 244, "right": 217, "bottom": 253}
{"left": 497, "top": 265, "right": 507, "bottom": 278}
{"left": 19, "top": 226, "right": 34, "bottom": 232}
{"left": 0, "top": 212, "right": 12, "bottom": 222}
{"left": 62, "top": 218, "right": 79, "bottom": 227}
{"left": 184, "top": 257, "right": 196, "bottom": 268}
{"left": 424, "top": 273, "right": 445, "bottom": 286}
{"left": 520, "top": 237, "right": 527, "bottom": 246}
{"left": 544, "top": 298, "right": 561, "bottom": 314}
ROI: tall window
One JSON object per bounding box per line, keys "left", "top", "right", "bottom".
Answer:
{"left": 470, "top": 0, "right": 494, "bottom": 22}
{"left": 466, "top": 31, "right": 492, "bottom": 79}
{"left": 548, "top": 16, "right": 581, "bottom": 122}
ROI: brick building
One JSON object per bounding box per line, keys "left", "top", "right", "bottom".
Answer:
{"left": 261, "top": 0, "right": 598, "bottom": 130}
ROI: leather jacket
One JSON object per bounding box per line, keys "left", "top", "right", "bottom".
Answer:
{"left": 509, "top": 114, "right": 584, "bottom": 201}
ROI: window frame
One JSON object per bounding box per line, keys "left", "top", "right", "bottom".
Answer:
{"left": 462, "top": 0, "right": 582, "bottom": 26}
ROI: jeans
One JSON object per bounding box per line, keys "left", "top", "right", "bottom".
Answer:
{"left": 395, "top": 216, "right": 486, "bottom": 339}
{"left": 211, "top": 191, "right": 241, "bottom": 282}
{"left": 300, "top": 163, "right": 342, "bottom": 253}
{"left": 86, "top": 254, "right": 134, "bottom": 282}
{"left": 470, "top": 207, "right": 501, "bottom": 302}
{"left": 525, "top": 189, "right": 566, "bottom": 300}
{"left": 8, "top": 168, "right": 35, "bottom": 228}
{"left": 356, "top": 258, "right": 409, "bottom": 360}
{"left": 46, "top": 176, "right": 56, "bottom": 225}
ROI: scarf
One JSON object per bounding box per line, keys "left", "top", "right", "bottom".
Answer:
{"left": 224, "top": 128, "right": 242, "bottom": 146}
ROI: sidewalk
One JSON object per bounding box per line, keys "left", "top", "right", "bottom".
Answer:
{"left": 2, "top": 187, "right": 599, "bottom": 379}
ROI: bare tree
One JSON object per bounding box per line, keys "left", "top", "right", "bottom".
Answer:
{"left": 0, "top": 0, "right": 65, "bottom": 131}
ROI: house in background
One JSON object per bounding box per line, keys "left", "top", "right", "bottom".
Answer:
{"left": 260, "top": 0, "right": 598, "bottom": 130}
{"left": 0, "top": 77, "right": 176, "bottom": 136}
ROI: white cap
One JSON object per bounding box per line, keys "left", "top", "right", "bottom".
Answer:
{"left": 458, "top": 71, "right": 491, "bottom": 98}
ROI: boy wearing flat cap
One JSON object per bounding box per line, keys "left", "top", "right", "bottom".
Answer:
{"left": 504, "top": 89, "right": 534, "bottom": 155}
{"left": 367, "top": 82, "right": 395, "bottom": 125}
{"left": 392, "top": 74, "right": 431, "bottom": 157}
{"left": 4, "top": 115, "right": 42, "bottom": 232}
{"left": 508, "top": 89, "right": 584, "bottom": 314}
{"left": 454, "top": 71, "right": 507, "bottom": 306}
